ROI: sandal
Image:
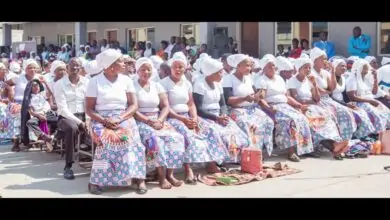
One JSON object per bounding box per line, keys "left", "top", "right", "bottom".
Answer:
{"left": 288, "top": 153, "right": 300, "bottom": 162}
{"left": 88, "top": 183, "right": 103, "bottom": 195}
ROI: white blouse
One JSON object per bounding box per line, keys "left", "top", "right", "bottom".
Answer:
{"left": 331, "top": 76, "right": 346, "bottom": 102}
{"left": 134, "top": 80, "right": 165, "bottom": 113}
{"left": 86, "top": 73, "right": 135, "bottom": 111}
{"left": 311, "top": 69, "right": 331, "bottom": 90}
{"left": 160, "top": 76, "right": 192, "bottom": 113}
{"left": 287, "top": 75, "right": 313, "bottom": 101}
{"left": 30, "top": 93, "right": 50, "bottom": 115}
{"left": 12, "top": 74, "right": 29, "bottom": 102}
{"left": 255, "top": 74, "right": 288, "bottom": 103}
{"left": 222, "top": 74, "right": 254, "bottom": 107}
{"left": 345, "top": 74, "right": 374, "bottom": 99}
{"left": 193, "top": 77, "right": 223, "bottom": 110}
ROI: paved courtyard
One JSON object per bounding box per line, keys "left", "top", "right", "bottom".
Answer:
{"left": 1, "top": 144, "right": 390, "bottom": 198}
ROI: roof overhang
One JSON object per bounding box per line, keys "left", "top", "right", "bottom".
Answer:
{"left": 0, "top": 22, "right": 29, "bottom": 26}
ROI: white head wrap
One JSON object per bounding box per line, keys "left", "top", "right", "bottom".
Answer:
{"left": 347, "top": 56, "right": 359, "bottom": 63}
{"left": 80, "top": 45, "right": 85, "bottom": 48}
{"left": 382, "top": 57, "right": 390, "bottom": 66}
{"left": 288, "top": 57, "right": 296, "bottom": 65}
{"left": 168, "top": 52, "right": 187, "bottom": 67}
{"left": 310, "top": 47, "right": 327, "bottom": 62}
{"left": 226, "top": 54, "right": 250, "bottom": 68}
{"left": 364, "top": 56, "right": 376, "bottom": 64}
{"left": 78, "top": 57, "right": 87, "bottom": 68}
{"left": 10, "top": 61, "right": 21, "bottom": 73}
{"left": 332, "top": 59, "right": 346, "bottom": 69}
{"left": 262, "top": 54, "right": 275, "bottom": 60}
{"left": 253, "top": 58, "right": 261, "bottom": 69}
{"left": 96, "top": 49, "right": 122, "bottom": 70}
{"left": 352, "top": 59, "right": 371, "bottom": 92}
{"left": 300, "top": 53, "right": 310, "bottom": 59}
{"left": 294, "top": 58, "right": 312, "bottom": 71}
{"left": 150, "top": 55, "right": 164, "bottom": 70}
{"left": 199, "top": 53, "right": 209, "bottom": 60}
{"left": 84, "top": 60, "right": 102, "bottom": 76}
{"left": 50, "top": 60, "right": 66, "bottom": 74}
{"left": 201, "top": 57, "right": 223, "bottom": 77}
{"left": 261, "top": 56, "right": 276, "bottom": 69}
{"left": 23, "top": 59, "right": 39, "bottom": 71}
{"left": 276, "top": 56, "right": 294, "bottom": 71}
{"left": 135, "top": 57, "right": 154, "bottom": 72}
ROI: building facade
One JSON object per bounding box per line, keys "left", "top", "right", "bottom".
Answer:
{"left": 3, "top": 22, "right": 390, "bottom": 58}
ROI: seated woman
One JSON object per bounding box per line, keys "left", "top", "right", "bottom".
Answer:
{"left": 310, "top": 48, "right": 357, "bottom": 141}
{"left": 133, "top": 57, "right": 186, "bottom": 189}
{"left": 346, "top": 59, "right": 390, "bottom": 133}
{"left": 276, "top": 56, "right": 295, "bottom": 81}
{"left": 330, "top": 59, "right": 376, "bottom": 139}
{"left": 122, "top": 55, "right": 136, "bottom": 79}
{"left": 85, "top": 49, "right": 147, "bottom": 195}
{"left": 6, "top": 59, "right": 47, "bottom": 151}
{"left": 288, "top": 58, "right": 347, "bottom": 159}
{"left": 193, "top": 57, "right": 249, "bottom": 163}
{"left": 161, "top": 53, "right": 228, "bottom": 185}
{"left": 255, "top": 56, "right": 314, "bottom": 162}
{"left": 222, "top": 54, "right": 274, "bottom": 156}
{"left": 0, "top": 63, "right": 12, "bottom": 141}
{"left": 25, "top": 80, "right": 53, "bottom": 151}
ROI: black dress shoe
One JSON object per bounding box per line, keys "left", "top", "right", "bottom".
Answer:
{"left": 64, "top": 167, "right": 75, "bottom": 180}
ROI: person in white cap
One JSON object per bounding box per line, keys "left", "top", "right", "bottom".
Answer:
{"left": 46, "top": 60, "right": 66, "bottom": 107}
{"left": 57, "top": 45, "right": 70, "bottom": 63}
{"left": 53, "top": 58, "right": 89, "bottom": 180}
{"left": 287, "top": 58, "right": 348, "bottom": 160}
{"left": 310, "top": 47, "right": 357, "bottom": 142}
{"left": 221, "top": 53, "right": 233, "bottom": 76}
{"left": 378, "top": 57, "right": 390, "bottom": 93}
{"left": 330, "top": 59, "right": 376, "bottom": 141}
{"left": 193, "top": 57, "right": 249, "bottom": 163}
{"left": 255, "top": 56, "right": 313, "bottom": 162}
{"left": 160, "top": 52, "right": 227, "bottom": 184}
{"left": 345, "top": 59, "right": 390, "bottom": 134}
{"left": 149, "top": 55, "right": 164, "bottom": 82}
{"left": 132, "top": 57, "right": 185, "bottom": 190}
{"left": 77, "top": 45, "right": 86, "bottom": 58}
{"left": 276, "top": 56, "right": 295, "bottom": 81}
{"left": 222, "top": 54, "right": 275, "bottom": 156}
{"left": 6, "top": 59, "right": 44, "bottom": 152}
{"left": 84, "top": 49, "right": 147, "bottom": 195}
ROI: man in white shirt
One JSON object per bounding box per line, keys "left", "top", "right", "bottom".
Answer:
{"left": 165, "top": 36, "right": 176, "bottom": 58}
{"left": 54, "top": 57, "right": 89, "bottom": 180}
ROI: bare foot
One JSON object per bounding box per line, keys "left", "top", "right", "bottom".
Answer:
{"left": 166, "top": 176, "right": 183, "bottom": 187}
{"left": 46, "top": 141, "right": 53, "bottom": 152}
{"left": 159, "top": 178, "right": 172, "bottom": 189}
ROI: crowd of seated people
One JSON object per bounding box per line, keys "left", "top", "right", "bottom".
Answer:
{"left": 2, "top": 36, "right": 390, "bottom": 195}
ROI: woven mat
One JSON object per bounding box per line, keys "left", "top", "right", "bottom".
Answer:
{"left": 197, "top": 163, "right": 301, "bottom": 186}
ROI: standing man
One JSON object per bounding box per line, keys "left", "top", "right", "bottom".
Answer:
{"left": 54, "top": 58, "right": 89, "bottom": 180}
{"left": 313, "top": 31, "right": 335, "bottom": 59}
{"left": 348, "top": 26, "right": 371, "bottom": 58}
{"left": 165, "top": 36, "right": 176, "bottom": 58}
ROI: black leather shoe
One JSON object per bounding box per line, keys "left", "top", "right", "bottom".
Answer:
{"left": 64, "top": 167, "right": 75, "bottom": 180}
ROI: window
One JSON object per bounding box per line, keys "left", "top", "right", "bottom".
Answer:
{"left": 128, "top": 27, "right": 155, "bottom": 47}
{"left": 106, "top": 30, "right": 118, "bottom": 43}
{"left": 275, "top": 22, "right": 293, "bottom": 52}
{"left": 58, "top": 34, "right": 73, "bottom": 46}
{"left": 88, "top": 31, "right": 97, "bottom": 43}
{"left": 378, "top": 22, "right": 390, "bottom": 55}
{"left": 29, "top": 36, "right": 44, "bottom": 45}
{"left": 181, "top": 23, "right": 200, "bottom": 44}
{"left": 311, "top": 22, "right": 328, "bottom": 44}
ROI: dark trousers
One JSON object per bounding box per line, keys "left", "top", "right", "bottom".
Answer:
{"left": 57, "top": 113, "right": 85, "bottom": 167}
{"left": 26, "top": 117, "right": 45, "bottom": 138}
{"left": 376, "top": 97, "right": 390, "bottom": 109}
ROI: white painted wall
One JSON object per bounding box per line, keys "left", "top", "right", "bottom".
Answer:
{"left": 0, "top": 29, "right": 24, "bottom": 45}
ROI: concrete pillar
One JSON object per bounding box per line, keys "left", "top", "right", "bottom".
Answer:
{"left": 199, "top": 22, "right": 216, "bottom": 54}
{"left": 74, "top": 22, "right": 87, "bottom": 50}
{"left": 236, "top": 22, "right": 241, "bottom": 53}
{"left": 2, "top": 24, "right": 12, "bottom": 46}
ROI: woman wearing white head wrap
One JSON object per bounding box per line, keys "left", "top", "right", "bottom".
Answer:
{"left": 364, "top": 56, "right": 379, "bottom": 70}
{"left": 193, "top": 57, "right": 249, "bottom": 163}
{"left": 276, "top": 56, "right": 294, "bottom": 81}
{"left": 378, "top": 57, "right": 390, "bottom": 93}
{"left": 346, "top": 59, "right": 390, "bottom": 134}
{"left": 255, "top": 56, "right": 314, "bottom": 162}
{"left": 143, "top": 41, "right": 156, "bottom": 58}
{"left": 221, "top": 53, "right": 233, "bottom": 75}
{"left": 6, "top": 58, "right": 44, "bottom": 151}
{"left": 78, "top": 57, "right": 88, "bottom": 77}
{"left": 287, "top": 58, "right": 346, "bottom": 159}
{"left": 330, "top": 59, "right": 376, "bottom": 140}
{"left": 310, "top": 47, "right": 358, "bottom": 142}
{"left": 9, "top": 61, "right": 21, "bottom": 74}
{"left": 46, "top": 60, "right": 66, "bottom": 100}
{"left": 222, "top": 54, "right": 275, "bottom": 156}
{"left": 85, "top": 49, "right": 147, "bottom": 194}
{"left": 57, "top": 45, "right": 70, "bottom": 63}
{"left": 132, "top": 56, "right": 186, "bottom": 189}
{"left": 160, "top": 53, "right": 229, "bottom": 183}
